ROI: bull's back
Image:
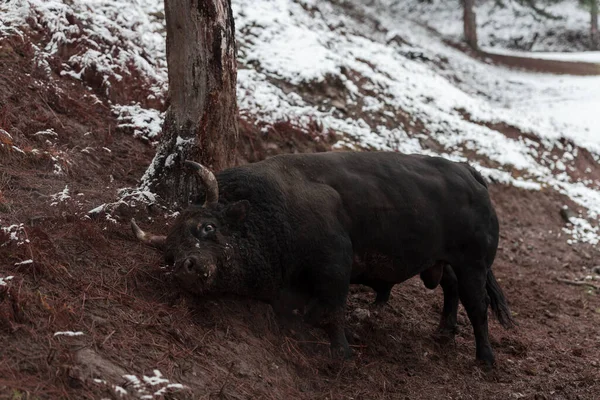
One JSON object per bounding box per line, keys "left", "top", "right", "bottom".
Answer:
{"left": 272, "top": 152, "right": 495, "bottom": 270}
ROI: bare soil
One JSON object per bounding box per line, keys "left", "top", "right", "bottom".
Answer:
{"left": 1, "top": 32, "right": 600, "bottom": 400}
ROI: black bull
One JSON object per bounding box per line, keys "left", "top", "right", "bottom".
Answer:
{"left": 132, "top": 151, "right": 514, "bottom": 365}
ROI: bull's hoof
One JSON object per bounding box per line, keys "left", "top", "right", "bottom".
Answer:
{"left": 373, "top": 292, "right": 390, "bottom": 305}
{"left": 330, "top": 344, "right": 353, "bottom": 360}
{"left": 371, "top": 301, "right": 387, "bottom": 309}
{"left": 476, "top": 348, "right": 495, "bottom": 371}
{"left": 434, "top": 325, "right": 458, "bottom": 344}
{"left": 372, "top": 293, "right": 390, "bottom": 307}
{"left": 477, "top": 357, "right": 495, "bottom": 372}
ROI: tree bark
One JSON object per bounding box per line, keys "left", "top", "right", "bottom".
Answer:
{"left": 141, "top": 0, "right": 239, "bottom": 206}
{"left": 463, "top": 0, "right": 478, "bottom": 50}
{"left": 592, "top": 0, "right": 599, "bottom": 50}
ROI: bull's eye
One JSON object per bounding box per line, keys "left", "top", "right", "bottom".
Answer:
{"left": 202, "top": 224, "right": 216, "bottom": 234}
{"left": 194, "top": 223, "right": 217, "bottom": 239}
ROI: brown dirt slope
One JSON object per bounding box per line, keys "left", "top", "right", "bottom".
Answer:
{"left": 1, "top": 33, "right": 600, "bottom": 400}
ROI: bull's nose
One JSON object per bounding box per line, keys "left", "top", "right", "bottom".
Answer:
{"left": 182, "top": 258, "right": 195, "bottom": 273}
{"left": 175, "top": 257, "right": 214, "bottom": 282}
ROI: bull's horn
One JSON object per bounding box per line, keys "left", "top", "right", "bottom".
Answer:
{"left": 131, "top": 218, "right": 166, "bottom": 249}
{"left": 184, "top": 160, "right": 219, "bottom": 206}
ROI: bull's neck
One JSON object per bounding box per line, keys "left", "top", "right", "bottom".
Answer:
{"left": 214, "top": 195, "right": 290, "bottom": 301}
{"left": 216, "top": 233, "right": 283, "bottom": 301}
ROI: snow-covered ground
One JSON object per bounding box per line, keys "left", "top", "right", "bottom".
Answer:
{"left": 0, "top": 0, "right": 598, "bottom": 244}
{"left": 395, "top": 0, "right": 593, "bottom": 52}
{"left": 481, "top": 47, "right": 600, "bottom": 63}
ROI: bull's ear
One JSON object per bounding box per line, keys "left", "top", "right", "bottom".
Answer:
{"left": 224, "top": 200, "right": 249, "bottom": 224}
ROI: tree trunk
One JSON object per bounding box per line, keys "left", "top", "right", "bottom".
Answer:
{"left": 141, "top": 0, "right": 239, "bottom": 206}
{"left": 463, "top": 0, "right": 478, "bottom": 50}
{"left": 592, "top": 0, "right": 599, "bottom": 50}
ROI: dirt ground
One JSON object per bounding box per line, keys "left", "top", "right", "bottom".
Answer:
{"left": 1, "top": 32, "right": 600, "bottom": 400}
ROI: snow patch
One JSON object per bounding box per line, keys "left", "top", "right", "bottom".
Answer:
{"left": 88, "top": 203, "right": 107, "bottom": 215}
{"left": 113, "top": 104, "right": 163, "bottom": 140}
{"left": 50, "top": 185, "right": 71, "bottom": 206}
{"left": 53, "top": 331, "right": 85, "bottom": 337}
{"left": 1, "top": 223, "right": 27, "bottom": 246}
{"left": 564, "top": 216, "right": 600, "bottom": 246}
{"left": 33, "top": 128, "right": 59, "bottom": 137}
{"left": 481, "top": 47, "right": 600, "bottom": 63}
{"left": 0, "top": 276, "right": 14, "bottom": 287}
{"left": 95, "top": 370, "right": 188, "bottom": 399}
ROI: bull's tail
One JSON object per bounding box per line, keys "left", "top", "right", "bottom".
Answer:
{"left": 486, "top": 270, "right": 515, "bottom": 329}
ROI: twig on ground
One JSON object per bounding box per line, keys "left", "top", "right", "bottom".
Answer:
{"left": 37, "top": 93, "right": 65, "bottom": 129}
{"left": 101, "top": 330, "right": 116, "bottom": 347}
{"left": 555, "top": 278, "right": 600, "bottom": 291}
{"left": 218, "top": 361, "right": 235, "bottom": 399}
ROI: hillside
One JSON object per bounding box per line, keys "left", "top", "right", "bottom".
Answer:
{"left": 398, "top": 0, "right": 596, "bottom": 52}
{"left": 1, "top": 0, "right": 600, "bottom": 399}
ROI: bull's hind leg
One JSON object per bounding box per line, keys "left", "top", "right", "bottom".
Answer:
{"left": 357, "top": 277, "right": 394, "bottom": 305}
{"left": 420, "top": 262, "right": 444, "bottom": 289}
{"left": 436, "top": 264, "right": 459, "bottom": 342}
{"left": 373, "top": 282, "right": 394, "bottom": 305}
{"left": 456, "top": 262, "right": 495, "bottom": 366}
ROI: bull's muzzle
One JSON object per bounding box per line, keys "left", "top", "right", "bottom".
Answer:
{"left": 174, "top": 256, "right": 216, "bottom": 290}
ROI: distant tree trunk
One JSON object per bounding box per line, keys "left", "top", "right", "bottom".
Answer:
{"left": 592, "top": 0, "right": 599, "bottom": 50}
{"left": 463, "top": 0, "right": 478, "bottom": 50}
{"left": 141, "top": 0, "right": 239, "bottom": 205}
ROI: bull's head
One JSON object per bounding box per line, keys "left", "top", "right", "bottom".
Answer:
{"left": 131, "top": 161, "right": 249, "bottom": 294}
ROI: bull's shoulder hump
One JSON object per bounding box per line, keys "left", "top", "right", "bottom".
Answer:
{"left": 218, "top": 152, "right": 484, "bottom": 187}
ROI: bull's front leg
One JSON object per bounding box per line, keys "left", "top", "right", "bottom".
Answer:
{"left": 304, "top": 294, "right": 351, "bottom": 359}
{"left": 271, "top": 288, "right": 306, "bottom": 320}
{"left": 302, "top": 237, "right": 354, "bottom": 359}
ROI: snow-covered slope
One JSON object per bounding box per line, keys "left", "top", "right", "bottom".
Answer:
{"left": 0, "top": 0, "right": 598, "bottom": 246}
{"left": 396, "top": 0, "right": 593, "bottom": 52}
